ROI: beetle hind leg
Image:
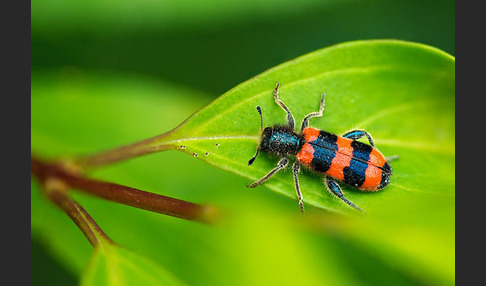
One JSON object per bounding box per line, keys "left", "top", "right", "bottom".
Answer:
{"left": 325, "top": 176, "right": 364, "bottom": 212}
{"left": 386, "top": 155, "right": 399, "bottom": 162}
{"left": 342, "top": 130, "right": 375, "bottom": 147}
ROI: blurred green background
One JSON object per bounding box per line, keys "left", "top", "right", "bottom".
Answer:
{"left": 32, "top": 0, "right": 454, "bottom": 95}
{"left": 31, "top": 0, "right": 454, "bottom": 285}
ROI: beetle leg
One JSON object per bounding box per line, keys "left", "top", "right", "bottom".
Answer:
{"left": 273, "top": 82, "right": 295, "bottom": 130}
{"left": 247, "top": 157, "right": 289, "bottom": 188}
{"left": 300, "top": 93, "right": 326, "bottom": 133}
{"left": 342, "top": 130, "right": 375, "bottom": 147}
{"left": 324, "top": 176, "right": 364, "bottom": 212}
{"left": 386, "top": 155, "right": 400, "bottom": 162}
{"left": 292, "top": 162, "right": 305, "bottom": 214}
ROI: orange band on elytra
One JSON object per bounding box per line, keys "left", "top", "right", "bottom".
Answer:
{"left": 360, "top": 165, "right": 383, "bottom": 191}
{"left": 303, "top": 127, "right": 320, "bottom": 142}
{"left": 296, "top": 143, "right": 315, "bottom": 166}
{"left": 368, "top": 148, "right": 386, "bottom": 168}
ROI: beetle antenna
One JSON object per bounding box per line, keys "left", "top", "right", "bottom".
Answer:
{"left": 248, "top": 149, "right": 259, "bottom": 166}
{"left": 248, "top": 106, "right": 263, "bottom": 166}
{"left": 256, "top": 105, "right": 263, "bottom": 132}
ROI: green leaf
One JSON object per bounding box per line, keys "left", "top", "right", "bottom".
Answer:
{"left": 31, "top": 39, "right": 454, "bottom": 285}
{"left": 81, "top": 243, "right": 184, "bottom": 286}
{"left": 149, "top": 39, "right": 455, "bottom": 215}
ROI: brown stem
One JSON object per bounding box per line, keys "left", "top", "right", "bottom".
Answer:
{"left": 32, "top": 155, "right": 217, "bottom": 224}
{"left": 43, "top": 178, "right": 113, "bottom": 247}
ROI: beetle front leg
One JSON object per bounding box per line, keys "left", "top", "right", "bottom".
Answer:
{"left": 273, "top": 82, "right": 295, "bottom": 129}
{"left": 300, "top": 93, "right": 325, "bottom": 133}
{"left": 247, "top": 157, "right": 289, "bottom": 188}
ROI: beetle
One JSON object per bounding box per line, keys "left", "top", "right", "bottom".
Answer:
{"left": 247, "top": 82, "right": 398, "bottom": 213}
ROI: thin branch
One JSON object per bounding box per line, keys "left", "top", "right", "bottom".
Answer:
{"left": 31, "top": 154, "right": 218, "bottom": 224}
{"left": 71, "top": 108, "right": 202, "bottom": 169}
{"left": 72, "top": 132, "right": 176, "bottom": 169}
{"left": 43, "top": 177, "right": 113, "bottom": 247}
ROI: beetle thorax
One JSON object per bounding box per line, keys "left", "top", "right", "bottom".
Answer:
{"left": 259, "top": 126, "right": 304, "bottom": 156}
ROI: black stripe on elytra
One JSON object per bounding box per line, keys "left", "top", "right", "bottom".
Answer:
{"left": 343, "top": 160, "right": 367, "bottom": 187}
{"left": 381, "top": 161, "right": 392, "bottom": 174}
{"left": 308, "top": 131, "right": 339, "bottom": 151}
{"left": 343, "top": 141, "right": 372, "bottom": 187}
{"left": 378, "top": 161, "right": 392, "bottom": 189}
{"left": 350, "top": 140, "right": 373, "bottom": 161}
{"left": 309, "top": 131, "right": 338, "bottom": 173}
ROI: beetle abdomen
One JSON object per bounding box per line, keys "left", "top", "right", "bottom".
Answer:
{"left": 296, "top": 128, "right": 391, "bottom": 191}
